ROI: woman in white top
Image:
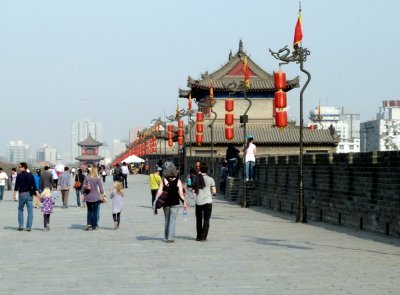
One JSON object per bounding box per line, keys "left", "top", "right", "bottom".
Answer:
{"left": 244, "top": 135, "right": 256, "bottom": 181}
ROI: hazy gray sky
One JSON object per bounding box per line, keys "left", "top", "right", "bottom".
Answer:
{"left": 1, "top": 0, "right": 399, "bottom": 158}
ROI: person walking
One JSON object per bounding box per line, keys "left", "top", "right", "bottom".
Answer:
{"left": 113, "top": 164, "right": 122, "bottom": 182}
{"left": 10, "top": 168, "right": 17, "bottom": 201}
{"left": 244, "top": 135, "right": 256, "bottom": 182}
{"left": 13, "top": 162, "right": 40, "bottom": 231}
{"left": 0, "top": 167, "right": 8, "bottom": 202}
{"left": 74, "top": 168, "right": 85, "bottom": 208}
{"left": 149, "top": 167, "right": 162, "bottom": 207}
{"left": 121, "top": 162, "right": 129, "bottom": 188}
{"left": 110, "top": 181, "right": 124, "bottom": 230}
{"left": 226, "top": 143, "right": 240, "bottom": 178}
{"left": 82, "top": 166, "right": 104, "bottom": 231}
{"left": 154, "top": 162, "right": 187, "bottom": 243}
{"left": 195, "top": 162, "right": 216, "bottom": 242}
{"left": 40, "top": 166, "right": 54, "bottom": 190}
{"left": 101, "top": 168, "right": 107, "bottom": 183}
{"left": 50, "top": 167, "right": 58, "bottom": 189}
{"left": 40, "top": 188, "right": 55, "bottom": 231}
{"left": 33, "top": 169, "right": 41, "bottom": 208}
{"left": 58, "top": 167, "right": 71, "bottom": 208}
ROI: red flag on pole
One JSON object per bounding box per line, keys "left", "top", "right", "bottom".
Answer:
{"left": 244, "top": 56, "right": 250, "bottom": 89}
{"left": 293, "top": 8, "right": 303, "bottom": 48}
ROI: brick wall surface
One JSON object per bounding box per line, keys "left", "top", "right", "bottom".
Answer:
{"left": 186, "top": 151, "right": 400, "bottom": 237}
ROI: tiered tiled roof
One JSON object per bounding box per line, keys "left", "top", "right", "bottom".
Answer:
{"left": 179, "top": 40, "right": 299, "bottom": 99}
{"left": 186, "top": 123, "right": 339, "bottom": 146}
{"left": 77, "top": 134, "right": 102, "bottom": 147}
{"left": 75, "top": 154, "right": 104, "bottom": 161}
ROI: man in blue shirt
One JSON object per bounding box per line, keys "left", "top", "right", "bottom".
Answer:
{"left": 13, "top": 162, "right": 39, "bottom": 231}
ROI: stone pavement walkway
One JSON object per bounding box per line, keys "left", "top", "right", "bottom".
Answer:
{"left": 1, "top": 174, "right": 400, "bottom": 294}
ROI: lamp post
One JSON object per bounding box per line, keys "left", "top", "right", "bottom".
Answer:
{"left": 269, "top": 45, "right": 311, "bottom": 223}
{"left": 196, "top": 98, "right": 217, "bottom": 176}
{"left": 222, "top": 80, "right": 252, "bottom": 208}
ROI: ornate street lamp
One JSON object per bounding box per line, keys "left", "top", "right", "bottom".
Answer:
{"left": 269, "top": 44, "right": 311, "bottom": 223}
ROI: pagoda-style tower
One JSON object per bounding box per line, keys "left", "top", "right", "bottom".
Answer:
{"left": 76, "top": 134, "right": 104, "bottom": 165}
{"left": 179, "top": 40, "right": 339, "bottom": 156}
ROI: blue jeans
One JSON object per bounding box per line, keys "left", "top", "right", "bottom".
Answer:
{"left": 228, "top": 158, "right": 237, "bottom": 177}
{"left": 163, "top": 205, "right": 179, "bottom": 241}
{"left": 76, "top": 189, "right": 81, "bottom": 207}
{"left": 246, "top": 161, "right": 255, "bottom": 181}
{"left": 18, "top": 192, "right": 33, "bottom": 229}
{"left": 0, "top": 185, "right": 4, "bottom": 200}
{"left": 86, "top": 201, "right": 100, "bottom": 228}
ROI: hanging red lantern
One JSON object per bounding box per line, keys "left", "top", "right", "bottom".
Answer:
{"left": 275, "top": 110, "right": 288, "bottom": 128}
{"left": 225, "top": 98, "right": 234, "bottom": 112}
{"left": 167, "top": 125, "right": 174, "bottom": 132}
{"left": 178, "top": 120, "right": 184, "bottom": 129}
{"left": 225, "top": 113, "right": 234, "bottom": 126}
{"left": 168, "top": 133, "right": 173, "bottom": 140}
{"left": 168, "top": 139, "right": 173, "bottom": 147}
{"left": 274, "top": 90, "right": 287, "bottom": 109}
{"left": 225, "top": 98, "right": 235, "bottom": 141}
{"left": 196, "top": 133, "right": 203, "bottom": 144}
{"left": 178, "top": 137, "right": 184, "bottom": 145}
{"left": 196, "top": 112, "right": 204, "bottom": 122}
{"left": 196, "top": 124, "right": 203, "bottom": 133}
{"left": 274, "top": 70, "right": 287, "bottom": 90}
{"left": 177, "top": 129, "right": 184, "bottom": 137}
{"left": 225, "top": 127, "right": 234, "bottom": 140}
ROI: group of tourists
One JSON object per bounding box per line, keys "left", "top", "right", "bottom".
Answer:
{"left": 9, "top": 162, "right": 124, "bottom": 232}
{"left": 150, "top": 160, "right": 216, "bottom": 243}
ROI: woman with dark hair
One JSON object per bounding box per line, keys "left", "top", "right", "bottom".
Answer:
{"left": 195, "top": 162, "right": 216, "bottom": 241}
{"left": 226, "top": 143, "right": 240, "bottom": 177}
{"left": 74, "top": 168, "right": 85, "bottom": 208}
{"left": 154, "top": 162, "right": 187, "bottom": 243}
{"left": 244, "top": 135, "right": 256, "bottom": 182}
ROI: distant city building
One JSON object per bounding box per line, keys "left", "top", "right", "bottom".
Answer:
{"left": 129, "top": 127, "right": 142, "bottom": 143}
{"left": 36, "top": 144, "right": 57, "bottom": 164}
{"left": 112, "top": 139, "right": 127, "bottom": 158}
{"left": 99, "top": 145, "right": 111, "bottom": 165}
{"left": 71, "top": 119, "right": 103, "bottom": 163}
{"left": 310, "top": 106, "right": 360, "bottom": 153}
{"left": 6, "top": 140, "right": 29, "bottom": 163}
{"left": 360, "top": 100, "right": 400, "bottom": 152}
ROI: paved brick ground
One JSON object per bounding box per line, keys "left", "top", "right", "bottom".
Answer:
{"left": 1, "top": 174, "right": 400, "bottom": 294}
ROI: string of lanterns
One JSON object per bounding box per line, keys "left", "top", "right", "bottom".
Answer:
{"left": 274, "top": 70, "right": 288, "bottom": 128}
{"left": 225, "top": 98, "right": 234, "bottom": 140}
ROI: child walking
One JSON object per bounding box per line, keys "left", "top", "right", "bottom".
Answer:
{"left": 110, "top": 181, "right": 124, "bottom": 230}
{"left": 40, "top": 188, "right": 55, "bottom": 231}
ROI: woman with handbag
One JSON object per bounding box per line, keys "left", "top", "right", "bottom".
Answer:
{"left": 154, "top": 162, "right": 187, "bottom": 243}
{"left": 82, "top": 166, "right": 104, "bottom": 231}
{"left": 74, "top": 168, "right": 85, "bottom": 208}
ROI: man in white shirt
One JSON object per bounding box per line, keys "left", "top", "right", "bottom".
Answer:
{"left": 50, "top": 167, "right": 58, "bottom": 189}
{"left": 121, "top": 162, "right": 129, "bottom": 188}
{"left": 0, "top": 167, "right": 9, "bottom": 201}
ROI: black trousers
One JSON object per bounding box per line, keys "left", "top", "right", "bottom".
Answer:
{"left": 122, "top": 174, "right": 128, "bottom": 188}
{"left": 151, "top": 189, "right": 158, "bottom": 206}
{"left": 113, "top": 212, "right": 121, "bottom": 226}
{"left": 43, "top": 214, "right": 51, "bottom": 227}
{"left": 195, "top": 203, "right": 212, "bottom": 240}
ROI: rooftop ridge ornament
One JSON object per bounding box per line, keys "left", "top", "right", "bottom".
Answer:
{"left": 238, "top": 39, "right": 244, "bottom": 54}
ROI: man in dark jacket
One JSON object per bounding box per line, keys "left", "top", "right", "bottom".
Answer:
{"left": 40, "top": 166, "right": 54, "bottom": 190}
{"left": 13, "top": 162, "right": 39, "bottom": 231}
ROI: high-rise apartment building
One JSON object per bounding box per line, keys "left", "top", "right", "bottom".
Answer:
{"left": 36, "top": 144, "right": 57, "bottom": 164}
{"left": 360, "top": 100, "right": 400, "bottom": 152}
{"left": 112, "top": 139, "right": 127, "bottom": 158}
{"left": 71, "top": 119, "right": 103, "bottom": 162}
{"left": 309, "top": 106, "right": 360, "bottom": 153}
{"left": 6, "top": 140, "right": 29, "bottom": 163}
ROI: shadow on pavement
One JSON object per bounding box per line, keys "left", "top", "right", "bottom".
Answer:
{"left": 136, "top": 236, "right": 165, "bottom": 241}
{"left": 250, "top": 237, "right": 313, "bottom": 250}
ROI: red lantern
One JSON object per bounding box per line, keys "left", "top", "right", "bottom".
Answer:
{"left": 196, "top": 112, "right": 204, "bottom": 122}
{"left": 274, "top": 90, "right": 287, "bottom": 109}
{"left": 178, "top": 120, "right": 184, "bottom": 129}
{"left": 225, "top": 127, "right": 234, "bottom": 140}
{"left": 274, "top": 71, "right": 286, "bottom": 90}
{"left": 196, "top": 123, "right": 203, "bottom": 133}
{"left": 168, "top": 139, "right": 173, "bottom": 147}
{"left": 168, "top": 133, "right": 173, "bottom": 140}
{"left": 196, "top": 133, "right": 203, "bottom": 144}
{"left": 225, "top": 99, "right": 234, "bottom": 112}
{"left": 177, "top": 129, "right": 184, "bottom": 137}
{"left": 225, "top": 113, "right": 234, "bottom": 126}
{"left": 167, "top": 124, "right": 174, "bottom": 132}
{"left": 309, "top": 124, "right": 317, "bottom": 130}
{"left": 275, "top": 110, "right": 288, "bottom": 128}
{"left": 178, "top": 137, "right": 184, "bottom": 145}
